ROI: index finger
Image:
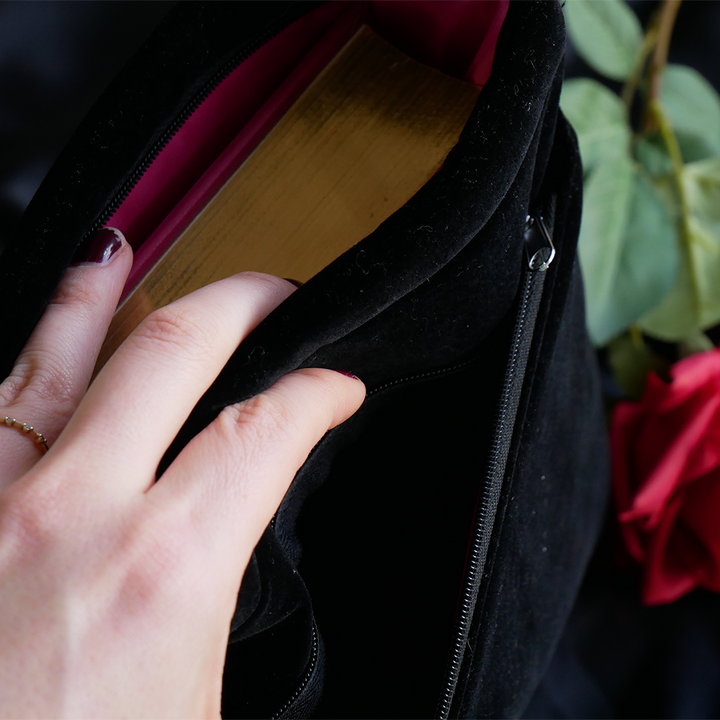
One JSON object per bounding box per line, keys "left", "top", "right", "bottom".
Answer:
{"left": 47, "top": 272, "right": 296, "bottom": 496}
{"left": 149, "top": 367, "right": 365, "bottom": 575}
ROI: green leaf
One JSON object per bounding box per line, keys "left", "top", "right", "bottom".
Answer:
{"left": 639, "top": 162, "right": 720, "bottom": 340}
{"left": 638, "top": 218, "right": 720, "bottom": 339}
{"left": 684, "top": 157, "right": 720, "bottom": 222}
{"left": 563, "top": 0, "right": 642, "bottom": 81}
{"left": 579, "top": 159, "right": 679, "bottom": 346}
{"left": 579, "top": 158, "right": 633, "bottom": 344}
{"left": 688, "top": 217, "right": 720, "bottom": 328}
{"left": 662, "top": 64, "right": 720, "bottom": 161}
{"left": 637, "top": 245, "right": 700, "bottom": 340}
{"left": 678, "top": 330, "right": 714, "bottom": 358}
{"left": 634, "top": 135, "right": 672, "bottom": 178}
{"left": 561, "top": 79, "right": 630, "bottom": 173}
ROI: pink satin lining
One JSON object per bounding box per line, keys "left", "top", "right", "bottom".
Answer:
{"left": 109, "top": 0, "right": 510, "bottom": 301}
{"left": 370, "top": 0, "right": 508, "bottom": 87}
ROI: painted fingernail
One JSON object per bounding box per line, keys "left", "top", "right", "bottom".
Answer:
{"left": 333, "top": 370, "right": 362, "bottom": 381}
{"left": 284, "top": 278, "right": 304, "bottom": 288}
{"left": 72, "top": 227, "right": 125, "bottom": 266}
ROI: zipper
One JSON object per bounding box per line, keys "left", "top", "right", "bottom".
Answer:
{"left": 269, "top": 213, "right": 554, "bottom": 719}
{"left": 85, "top": 5, "right": 310, "bottom": 241}
{"left": 435, "top": 212, "right": 555, "bottom": 719}
{"left": 268, "top": 213, "right": 553, "bottom": 718}
{"left": 269, "top": 619, "right": 320, "bottom": 720}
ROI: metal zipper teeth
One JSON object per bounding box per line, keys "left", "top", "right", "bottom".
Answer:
{"left": 436, "top": 265, "right": 546, "bottom": 719}
{"left": 270, "top": 620, "right": 320, "bottom": 720}
{"left": 85, "top": 8, "right": 308, "bottom": 239}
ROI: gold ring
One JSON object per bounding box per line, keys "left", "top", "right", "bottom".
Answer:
{"left": 2, "top": 417, "right": 49, "bottom": 454}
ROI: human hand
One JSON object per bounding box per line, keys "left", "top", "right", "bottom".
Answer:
{"left": 0, "top": 228, "right": 365, "bottom": 718}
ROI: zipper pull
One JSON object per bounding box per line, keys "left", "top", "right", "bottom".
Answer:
{"left": 524, "top": 214, "right": 555, "bottom": 271}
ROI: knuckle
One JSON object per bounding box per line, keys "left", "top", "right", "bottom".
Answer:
{"left": 51, "top": 272, "right": 103, "bottom": 312}
{"left": 220, "top": 392, "right": 293, "bottom": 443}
{"left": 5, "top": 351, "right": 77, "bottom": 416}
{"left": 133, "top": 306, "right": 211, "bottom": 359}
{"left": 0, "top": 486, "right": 66, "bottom": 553}
{"left": 0, "top": 371, "right": 26, "bottom": 405}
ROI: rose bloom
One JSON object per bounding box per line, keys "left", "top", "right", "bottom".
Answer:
{"left": 611, "top": 349, "right": 720, "bottom": 605}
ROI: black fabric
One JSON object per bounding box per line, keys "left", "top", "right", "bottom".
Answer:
{"left": 223, "top": 528, "right": 319, "bottom": 719}
{"left": 0, "top": 0, "right": 316, "bottom": 380}
{"left": 525, "top": 525, "right": 720, "bottom": 720}
{"left": 0, "top": 1, "right": 609, "bottom": 717}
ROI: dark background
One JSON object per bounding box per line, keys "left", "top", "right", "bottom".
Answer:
{"left": 0, "top": 1, "right": 170, "bottom": 249}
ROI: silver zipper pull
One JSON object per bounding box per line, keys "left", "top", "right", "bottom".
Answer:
{"left": 524, "top": 214, "right": 555, "bottom": 271}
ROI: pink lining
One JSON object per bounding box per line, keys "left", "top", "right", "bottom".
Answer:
{"left": 110, "top": 2, "right": 352, "bottom": 254}
{"left": 370, "top": 1, "right": 508, "bottom": 87}
{"left": 121, "top": 3, "right": 364, "bottom": 298}
{"left": 108, "top": 0, "right": 509, "bottom": 300}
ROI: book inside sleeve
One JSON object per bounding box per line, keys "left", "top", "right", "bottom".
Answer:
{"left": 97, "top": 27, "right": 479, "bottom": 369}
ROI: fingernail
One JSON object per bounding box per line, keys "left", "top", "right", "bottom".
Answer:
{"left": 72, "top": 227, "right": 125, "bottom": 266}
{"left": 333, "top": 370, "right": 362, "bottom": 381}
{"left": 284, "top": 278, "right": 304, "bottom": 288}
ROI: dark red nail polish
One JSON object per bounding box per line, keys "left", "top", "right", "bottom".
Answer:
{"left": 72, "top": 227, "right": 124, "bottom": 266}
{"left": 334, "top": 370, "right": 361, "bottom": 381}
{"left": 284, "top": 278, "right": 304, "bottom": 288}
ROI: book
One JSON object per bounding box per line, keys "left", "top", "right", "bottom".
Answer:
{"left": 97, "top": 27, "right": 479, "bottom": 369}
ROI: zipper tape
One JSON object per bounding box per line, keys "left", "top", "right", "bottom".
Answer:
{"left": 436, "top": 213, "right": 552, "bottom": 719}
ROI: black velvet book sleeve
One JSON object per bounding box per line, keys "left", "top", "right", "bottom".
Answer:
{"left": 0, "top": 2, "right": 609, "bottom": 718}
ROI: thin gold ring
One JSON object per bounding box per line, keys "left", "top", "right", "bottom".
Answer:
{"left": 2, "top": 417, "right": 49, "bottom": 454}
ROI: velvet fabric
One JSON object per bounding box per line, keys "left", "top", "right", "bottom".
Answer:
{"left": 524, "top": 536, "right": 720, "bottom": 719}
{"left": 0, "top": 1, "right": 608, "bottom": 717}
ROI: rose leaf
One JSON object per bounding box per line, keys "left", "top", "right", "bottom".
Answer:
{"left": 684, "top": 157, "right": 720, "bottom": 222}
{"left": 638, "top": 216, "right": 720, "bottom": 341}
{"left": 638, "top": 247, "right": 700, "bottom": 341}
{"left": 662, "top": 64, "right": 720, "bottom": 162}
{"left": 634, "top": 135, "right": 672, "bottom": 178}
{"left": 580, "top": 159, "right": 678, "bottom": 346}
{"left": 561, "top": 79, "right": 630, "bottom": 175}
{"left": 677, "top": 331, "right": 714, "bottom": 359}
{"left": 689, "top": 216, "right": 720, "bottom": 329}
{"left": 563, "top": 0, "right": 642, "bottom": 82}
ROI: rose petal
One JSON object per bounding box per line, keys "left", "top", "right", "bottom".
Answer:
{"left": 612, "top": 348, "right": 720, "bottom": 606}
{"left": 642, "top": 492, "right": 699, "bottom": 605}
{"left": 612, "top": 402, "right": 647, "bottom": 561}
{"left": 625, "top": 389, "right": 720, "bottom": 525}
{"left": 670, "top": 350, "right": 720, "bottom": 392}
{"left": 683, "top": 405, "right": 720, "bottom": 483}
{"left": 611, "top": 402, "right": 645, "bottom": 510}
{"left": 678, "top": 467, "right": 720, "bottom": 591}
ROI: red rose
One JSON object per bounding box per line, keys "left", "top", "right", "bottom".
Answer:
{"left": 611, "top": 349, "right": 720, "bottom": 605}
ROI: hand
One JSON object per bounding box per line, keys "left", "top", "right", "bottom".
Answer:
{"left": 0, "top": 228, "right": 365, "bottom": 718}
